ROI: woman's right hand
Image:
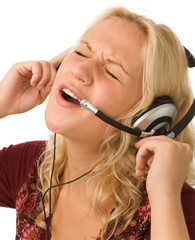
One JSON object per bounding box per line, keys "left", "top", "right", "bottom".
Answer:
{"left": 0, "top": 60, "right": 57, "bottom": 118}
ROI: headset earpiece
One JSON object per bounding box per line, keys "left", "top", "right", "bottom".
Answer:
{"left": 132, "top": 96, "right": 177, "bottom": 136}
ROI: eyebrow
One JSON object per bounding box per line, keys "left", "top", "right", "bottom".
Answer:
{"left": 106, "top": 58, "right": 129, "bottom": 75}
{"left": 80, "top": 40, "right": 129, "bottom": 75}
{"left": 81, "top": 40, "right": 94, "bottom": 52}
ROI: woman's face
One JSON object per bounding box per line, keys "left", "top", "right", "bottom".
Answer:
{"left": 45, "top": 18, "right": 144, "bottom": 143}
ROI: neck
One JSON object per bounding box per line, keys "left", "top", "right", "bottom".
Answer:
{"left": 62, "top": 137, "right": 103, "bottom": 182}
{"left": 58, "top": 136, "right": 115, "bottom": 214}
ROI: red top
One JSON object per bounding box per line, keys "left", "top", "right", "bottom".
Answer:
{"left": 0, "top": 141, "right": 195, "bottom": 240}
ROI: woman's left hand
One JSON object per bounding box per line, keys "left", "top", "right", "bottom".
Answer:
{"left": 135, "top": 136, "right": 193, "bottom": 199}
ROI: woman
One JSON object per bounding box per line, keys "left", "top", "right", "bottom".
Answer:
{"left": 0, "top": 6, "right": 195, "bottom": 240}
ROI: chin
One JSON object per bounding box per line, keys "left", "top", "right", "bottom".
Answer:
{"left": 44, "top": 107, "right": 81, "bottom": 138}
{"left": 44, "top": 99, "right": 111, "bottom": 142}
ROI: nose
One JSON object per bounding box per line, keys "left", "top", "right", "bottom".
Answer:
{"left": 71, "top": 59, "right": 97, "bottom": 85}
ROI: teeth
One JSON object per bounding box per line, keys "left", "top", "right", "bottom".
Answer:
{"left": 62, "top": 88, "right": 80, "bottom": 102}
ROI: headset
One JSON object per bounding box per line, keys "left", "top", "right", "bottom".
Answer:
{"left": 80, "top": 47, "right": 195, "bottom": 141}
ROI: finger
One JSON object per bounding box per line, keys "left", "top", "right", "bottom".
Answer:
{"left": 14, "top": 61, "right": 43, "bottom": 87}
{"left": 135, "top": 138, "right": 160, "bottom": 177}
{"left": 135, "top": 136, "right": 172, "bottom": 177}
{"left": 29, "top": 62, "right": 43, "bottom": 86}
{"left": 50, "top": 48, "right": 71, "bottom": 68}
{"left": 45, "top": 63, "right": 57, "bottom": 93}
{"left": 36, "top": 61, "right": 52, "bottom": 90}
{"left": 135, "top": 135, "right": 170, "bottom": 148}
{"left": 136, "top": 145, "right": 154, "bottom": 177}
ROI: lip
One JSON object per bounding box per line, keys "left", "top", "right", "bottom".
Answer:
{"left": 56, "top": 83, "right": 84, "bottom": 109}
{"left": 59, "top": 83, "right": 83, "bottom": 101}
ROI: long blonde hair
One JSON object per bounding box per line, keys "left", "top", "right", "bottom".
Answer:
{"left": 36, "top": 6, "right": 195, "bottom": 239}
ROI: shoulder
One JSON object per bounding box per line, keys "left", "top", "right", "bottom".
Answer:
{"left": 15, "top": 141, "right": 47, "bottom": 239}
{"left": 5, "top": 140, "right": 46, "bottom": 155}
{"left": 11, "top": 140, "right": 47, "bottom": 192}
{"left": 1, "top": 140, "right": 46, "bottom": 160}
{"left": 1, "top": 140, "right": 47, "bottom": 179}
{"left": 0, "top": 140, "right": 47, "bottom": 208}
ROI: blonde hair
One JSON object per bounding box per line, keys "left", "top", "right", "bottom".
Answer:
{"left": 36, "top": 6, "right": 195, "bottom": 239}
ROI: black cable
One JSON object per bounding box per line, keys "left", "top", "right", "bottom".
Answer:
{"left": 49, "top": 133, "right": 56, "bottom": 237}
{"left": 96, "top": 110, "right": 142, "bottom": 136}
{"left": 42, "top": 133, "right": 56, "bottom": 240}
{"left": 42, "top": 133, "right": 92, "bottom": 239}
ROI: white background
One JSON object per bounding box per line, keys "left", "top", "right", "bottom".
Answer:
{"left": 0, "top": 0, "right": 194, "bottom": 238}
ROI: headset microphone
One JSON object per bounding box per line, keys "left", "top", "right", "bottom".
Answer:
{"left": 80, "top": 100, "right": 155, "bottom": 138}
{"left": 80, "top": 99, "right": 195, "bottom": 140}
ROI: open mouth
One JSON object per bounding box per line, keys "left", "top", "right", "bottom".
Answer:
{"left": 60, "top": 88, "right": 81, "bottom": 105}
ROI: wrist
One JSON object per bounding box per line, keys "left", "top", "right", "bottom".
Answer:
{"left": 148, "top": 187, "right": 181, "bottom": 206}
{"left": 0, "top": 105, "right": 9, "bottom": 119}
{"left": 149, "top": 188, "right": 190, "bottom": 240}
{"left": 0, "top": 101, "right": 11, "bottom": 118}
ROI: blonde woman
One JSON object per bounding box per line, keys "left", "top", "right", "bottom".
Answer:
{"left": 0, "top": 6, "right": 195, "bottom": 240}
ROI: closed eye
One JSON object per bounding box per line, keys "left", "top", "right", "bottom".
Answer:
{"left": 75, "top": 50, "right": 119, "bottom": 80}
{"left": 75, "top": 51, "right": 87, "bottom": 58}
{"left": 106, "top": 70, "right": 119, "bottom": 80}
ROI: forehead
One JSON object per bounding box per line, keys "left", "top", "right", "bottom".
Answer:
{"left": 82, "top": 18, "right": 145, "bottom": 54}
{"left": 81, "top": 18, "right": 145, "bottom": 79}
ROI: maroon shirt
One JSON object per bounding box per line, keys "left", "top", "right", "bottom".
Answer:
{"left": 0, "top": 141, "right": 195, "bottom": 239}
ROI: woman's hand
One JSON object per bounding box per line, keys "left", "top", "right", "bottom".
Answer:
{"left": 135, "top": 136, "right": 193, "bottom": 198}
{"left": 135, "top": 136, "right": 193, "bottom": 239}
{"left": 0, "top": 61, "right": 56, "bottom": 118}
{"left": 0, "top": 48, "right": 70, "bottom": 118}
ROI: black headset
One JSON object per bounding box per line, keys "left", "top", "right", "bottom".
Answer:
{"left": 80, "top": 47, "right": 195, "bottom": 140}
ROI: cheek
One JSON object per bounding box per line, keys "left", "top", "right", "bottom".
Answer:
{"left": 45, "top": 106, "right": 111, "bottom": 142}
{"left": 99, "top": 87, "right": 141, "bottom": 119}
{"left": 44, "top": 85, "right": 65, "bottom": 133}
{"left": 114, "top": 82, "right": 142, "bottom": 116}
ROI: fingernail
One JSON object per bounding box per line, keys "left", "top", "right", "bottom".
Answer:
{"left": 47, "top": 85, "right": 52, "bottom": 92}
{"left": 38, "top": 84, "right": 44, "bottom": 90}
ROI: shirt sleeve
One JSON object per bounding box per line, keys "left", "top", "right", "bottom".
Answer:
{"left": 0, "top": 141, "right": 46, "bottom": 208}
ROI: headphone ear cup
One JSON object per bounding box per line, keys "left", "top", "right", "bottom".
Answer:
{"left": 132, "top": 96, "right": 177, "bottom": 137}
